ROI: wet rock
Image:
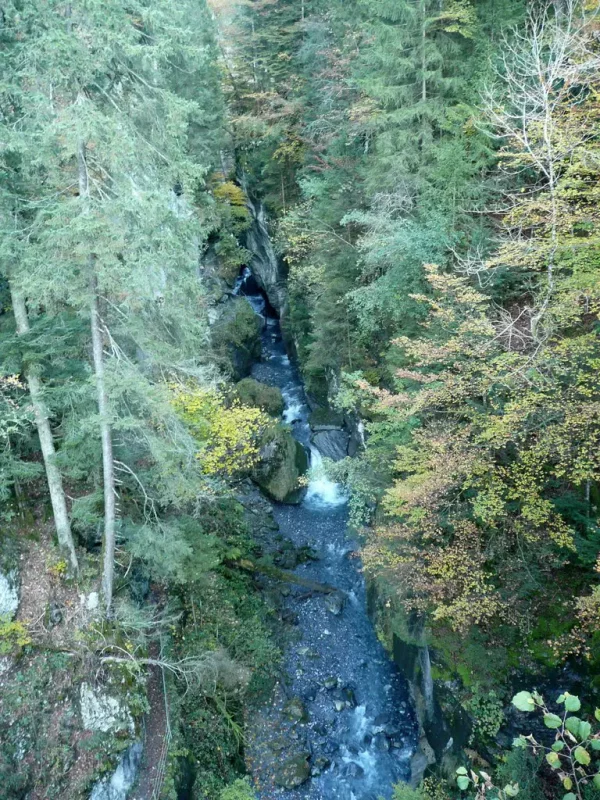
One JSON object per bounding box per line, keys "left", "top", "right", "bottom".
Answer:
{"left": 324, "top": 592, "right": 345, "bottom": 616}
{"left": 311, "top": 755, "right": 331, "bottom": 777}
{"left": 320, "top": 738, "right": 339, "bottom": 756}
{"left": 322, "top": 676, "right": 339, "bottom": 690}
{"left": 311, "top": 428, "right": 349, "bottom": 462}
{"left": 284, "top": 697, "right": 308, "bottom": 723}
{"left": 410, "top": 733, "right": 436, "bottom": 788}
{"left": 342, "top": 762, "right": 364, "bottom": 779}
{"left": 312, "top": 723, "right": 329, "bottom": 736}
{"left": 341, "top": 686, "right": 356, "bottom": 708}
{"left": 273, "top": 754, "right": 311, "bottom": 789}
{"left": 334, "top": 699, "right": 346, "bottom": 712}
{"left": 252, "top": 427, "right": 308, "bottom": 504}
{"left": 372, "top": 732, "right": 390, "bottom": 751}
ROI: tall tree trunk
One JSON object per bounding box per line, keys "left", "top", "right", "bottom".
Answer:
{"left": 89, "top": 275, "right": 116, "bottom": 616}
{"left": 9, "top": 284, "right": 78, "bottom": 573}
{"left": 78, "top": 138, "right": 116, "bottom": 616}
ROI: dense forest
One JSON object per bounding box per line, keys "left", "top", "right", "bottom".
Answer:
{"left": 0, "top": 1, "right": 599, "bottom": 799}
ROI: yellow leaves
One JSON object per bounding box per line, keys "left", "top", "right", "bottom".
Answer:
{"left": 168, "top": 383, "right": 271, "bottom": 477}
{"left": 213, "top": 181, "right": 248, "bottom": 208}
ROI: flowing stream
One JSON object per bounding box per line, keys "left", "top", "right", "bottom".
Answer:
{"left": 235, "top": 268, "right": 418, "bottom": 800}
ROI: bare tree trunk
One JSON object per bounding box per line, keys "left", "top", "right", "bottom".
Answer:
{"left": 9, "top": 284, "right": 78, "bottom": 573}
{"left": 78, "top": 137, "right": 116, "bottom": 616}
{"left": 89, "top": 276, "right": 116, "bottom": 617}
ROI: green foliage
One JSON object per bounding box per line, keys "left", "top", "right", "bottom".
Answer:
{"left": 460, "top": 689, "right": 600, "bottom": 799}
{"left": 0, "top": 652, "right": 123, "bottom": 799}
{"left": 462, "top": 686, "right": 504, "bottom": 744}
{"left": 0, "top": 615, "right": 31, "bottom": 655}
{"left": 219, "top": 778, "right": 257, "bottom": 800}
{"left": 211, "top": 299, "right": 263, "bottom": 379}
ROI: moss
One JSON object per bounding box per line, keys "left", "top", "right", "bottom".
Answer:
{"left": 0, "top": 651, "right": 125, "bottom": 800}
{"left": 252, "top": 426, "right": 307, "bottom": 503}
{"left": 308, "top": 407, "right": 344, "bottom": 428}
{"left": 235, "top": 378, "right": 284, "bottom": 417}
{"left": 212, "top": 299, "right": 262, "bottom": 380}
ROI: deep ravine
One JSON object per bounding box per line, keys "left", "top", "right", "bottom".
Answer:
{"left": 235, "top": 269, "right": 418, "bottom": 800}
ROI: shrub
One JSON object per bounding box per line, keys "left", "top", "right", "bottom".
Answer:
{"left": 219, "top": 778, "right": 256, "bottom": 800}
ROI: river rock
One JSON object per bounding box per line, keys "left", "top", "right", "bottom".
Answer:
{"left": 372, "top": 732, "right": 390, "bottom": 751}
{"left": 269, "top": 737, "right": 288, "bottom": 753}
{"left": 334, "top": 699, "right": 346, "bottom": 712}
{"left": 342, "top": 762, "right": 364, "bottom": 779}
{"left": 0, "top": 569, "right": 19, "bottom": 619}
{"left": 273, "top": 753, "right": 311, "bottom": 789}
{"left": 410, "top": 733, "right": 436, "bottom": 788}
{"left": 311, "top": 755, "right": 331, "bottom": 776}
{"left": 252, "top": 426, "right": 308, "bottom": 503}
{"left": 324, "top": 592, "right": 345, "bottom": 616}
{"left": 341, "top": 686, "right": 356, "bottom": 708}
{"left": 284, "top": 697, "right": 308, "bottom": 722}
{"left": 323, "top": 676, "right": 339, "bottom": 690}
{"left": 89, "top": 741, "right": 142, "bottom": 800}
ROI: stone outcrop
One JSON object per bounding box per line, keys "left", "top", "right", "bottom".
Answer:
{"left": 80, "top": 683, "right": 135, "bottom": 735}
{"left": 252, "top": 426, "right": 308, "bottom": 503}
{"left": 89, "top": 741, "right": 143, "bottom": 800}
{"left": 0, "top": 569, "right": 19, "bottom": 619}
{"left": 244, "top": 198, "right": 287, "bottom": 314}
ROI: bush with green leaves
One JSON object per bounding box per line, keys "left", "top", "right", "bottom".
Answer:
{"left": 219, "top": 778, "right": 257, "bottom": 800}
{"left": 457, "top": 690, "right": 600, "bottom": 800}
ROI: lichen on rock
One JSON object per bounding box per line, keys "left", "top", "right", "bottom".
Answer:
{"left": 80, "top": 682, "right": 135, "bottom": 735}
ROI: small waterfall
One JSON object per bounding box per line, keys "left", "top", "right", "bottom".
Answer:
{"left": 304, "top": 446, "right": 347, "bottom": 509}
{"left": 419, "top": 644, "right": 435, "bottom": 723}
{"left": 237, "top": 262, "right": 418, "bottom": 799}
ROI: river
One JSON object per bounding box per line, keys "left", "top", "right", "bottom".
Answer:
{"left": 235, "top": 269, "right": 418, "bottom": 800}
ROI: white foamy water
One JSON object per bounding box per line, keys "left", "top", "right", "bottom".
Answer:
{"left": 304, "top": 447, "right": 347, "bottom": 509}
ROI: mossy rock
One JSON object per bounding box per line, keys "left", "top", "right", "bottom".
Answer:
{"left": 235, "top": 378, "right": 284, "bottom": 417}
{"left": 273, "top": 754, "right": 311, "bottom": 789}
{"left": 309, "top": 407, "right": 344, "bottom": 429}
{"left": 212, "top": 298, "right": 262, "bottom": 380}
{"left": 252, "top": 426, "right": 308, "bottom": 504}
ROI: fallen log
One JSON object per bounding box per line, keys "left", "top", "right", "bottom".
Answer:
{"left": 228, "top": 558, "right": 342, "bottom": 596}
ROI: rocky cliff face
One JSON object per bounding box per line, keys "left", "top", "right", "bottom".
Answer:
{"left": 244, "top": 197, "right": 287, "bottom": 315}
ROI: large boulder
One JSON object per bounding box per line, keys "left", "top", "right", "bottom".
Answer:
{"left": 273, "top": 754, "right": 311, "bottom": 789}
{"left": 211, "top": 298, "right": 262, "bottom": 380}
{"left": 235, "top": 378, "right": 284, "bottom": 417}
{"left": 311, "top": 429, "right": 349, "bottom": 461}
{"left": 252, "top": 426, "right": 308, "bottom": 503}
{"left": 309, "top": 408, "right": 349, "bottom": 461}
{"left": 79, "top": 683, "right": 135, "bottom": 735}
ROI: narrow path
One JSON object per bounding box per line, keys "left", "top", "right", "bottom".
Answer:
{"left": 130, "top": 647, "right": 170, "bottom": 800}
